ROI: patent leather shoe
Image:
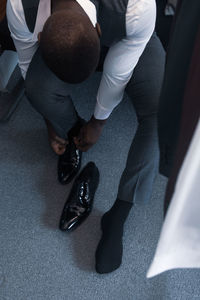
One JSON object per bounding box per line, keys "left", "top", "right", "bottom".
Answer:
{"left": 59, "top": 162, "right": 100, "bottom": 231}
{"left": 57, "top": 119, "right": 85, "bottom": 184}
{"left": 58, "top": 140, "right": 82, "bottom": 184}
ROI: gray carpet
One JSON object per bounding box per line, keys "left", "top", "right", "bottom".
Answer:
{"left": 1, "top": 73, "right": 200, "bottom": 300}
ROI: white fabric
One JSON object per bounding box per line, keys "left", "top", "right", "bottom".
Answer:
{"left": 147, "top": 118, "right": 200, "bottom": 278}
{"left": 76, "top": 0, "right": 96, "bottom": 27}
{"left": 6, "top": 0, "right": 50, "bottom": 79}
{"left": 6, "top": 0, "right": 156, "bottom": 119}
{"left": 94, "top": 0, "right": 156, "bottom": 119}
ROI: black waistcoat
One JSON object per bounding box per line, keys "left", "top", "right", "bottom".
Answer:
{"left": 21, "top": 0, "right": 129, "bottom": 47}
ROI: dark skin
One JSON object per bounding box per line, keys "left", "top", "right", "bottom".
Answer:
{"left": 74, "top": 116, "right": 107, "bottom": 152}
{"left": 39, "top": 0, "right": 105, "bottom": 154}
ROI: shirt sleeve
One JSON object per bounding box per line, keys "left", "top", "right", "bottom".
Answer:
{"left": 6, "top": 0, "right": 39, "bottom": 79}
{"left": 94, "top": 0, "right": 157, "bottom": 120}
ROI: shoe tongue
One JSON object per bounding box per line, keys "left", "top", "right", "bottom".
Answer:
{"left": 62, "top": 140, "right": 77, "bottom": 160}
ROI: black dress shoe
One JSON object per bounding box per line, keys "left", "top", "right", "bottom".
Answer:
{"left": 58, "top": 140, "right": 82, "bottom": 184}
{"left": 57, "top": 119, "right": 85, "bottom": 185}
{"left": 59, "top": 162, "right": 100, "bottom": 231}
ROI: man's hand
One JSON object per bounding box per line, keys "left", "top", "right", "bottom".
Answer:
{"left": 73, "top": 116, "right": 107, "bottom": 152}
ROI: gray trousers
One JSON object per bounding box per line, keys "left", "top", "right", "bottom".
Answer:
{"left": 25, "top": 32, "right": 165, "bottom": 204}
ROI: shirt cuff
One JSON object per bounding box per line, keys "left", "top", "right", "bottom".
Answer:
{"left": 93, "top": 101, "right": 113, "bottom": 120}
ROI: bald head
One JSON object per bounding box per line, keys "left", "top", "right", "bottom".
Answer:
{"left": 40, "top": 9, "right": 100, "bottom": 83}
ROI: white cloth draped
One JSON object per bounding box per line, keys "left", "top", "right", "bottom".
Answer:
{"left": 147, "top": 118, "right": 200, "bottom": 278}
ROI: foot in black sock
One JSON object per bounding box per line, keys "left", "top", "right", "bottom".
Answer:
{"left": 95, "top": 199, "right": 133, "bottom": 274}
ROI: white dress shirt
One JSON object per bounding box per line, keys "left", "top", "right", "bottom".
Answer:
{"left": 6, "top": 0, "right": 156, "bottom": 120}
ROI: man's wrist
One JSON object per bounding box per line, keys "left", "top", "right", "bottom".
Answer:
{"left": 90, "top": 115, "right": 107, "bottom": 127}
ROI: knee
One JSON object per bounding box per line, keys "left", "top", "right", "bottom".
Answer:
{"left": 127, "top": 81, "right": 162, "bottom": 121}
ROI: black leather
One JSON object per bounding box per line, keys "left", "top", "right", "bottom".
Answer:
{"left": 58, "top": 140, "right": 82, "bottom": 184}
{"left": 59, "top": 162, "right": 100, "bottom": 231}
{"left": 57, "top": 119, "right": 85, "bottom": 184}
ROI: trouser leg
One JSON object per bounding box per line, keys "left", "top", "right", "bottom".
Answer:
{"left": 25, "top": 47, "right": 79, "bottom": 139}
{"left": 117, "top": 32, "right": 166, "bottom": 204}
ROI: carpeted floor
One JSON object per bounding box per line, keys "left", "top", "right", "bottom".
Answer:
{"left": 1, "top": 72, "right": 200, "bottom": 300}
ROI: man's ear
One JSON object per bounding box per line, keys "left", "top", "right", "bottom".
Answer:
{"left": 95, "top": 23, "right": 101, "bottom": 38}
{"left": 37, "top": 32, "right": 42, "bottom": 42}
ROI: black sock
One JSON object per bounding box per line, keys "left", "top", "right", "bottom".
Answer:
{"left": 95, "top": 199, "right": 133, "bottom": 274}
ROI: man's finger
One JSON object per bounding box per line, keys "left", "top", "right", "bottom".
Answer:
{"left": 76, "top": 143, "right": 92, "bottom": 152}
{"left": 73, "top": 136, "right": 81, "bottom": 145}
{"left": 74, "top": 136, "right": 90, "bottom": 148}
{"left": 54, "top": 137, "right": 68, "bottom": 146}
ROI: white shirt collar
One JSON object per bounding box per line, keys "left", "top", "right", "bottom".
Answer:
{"left": 76, "top": 0, "right": 97, "bottom": 27}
